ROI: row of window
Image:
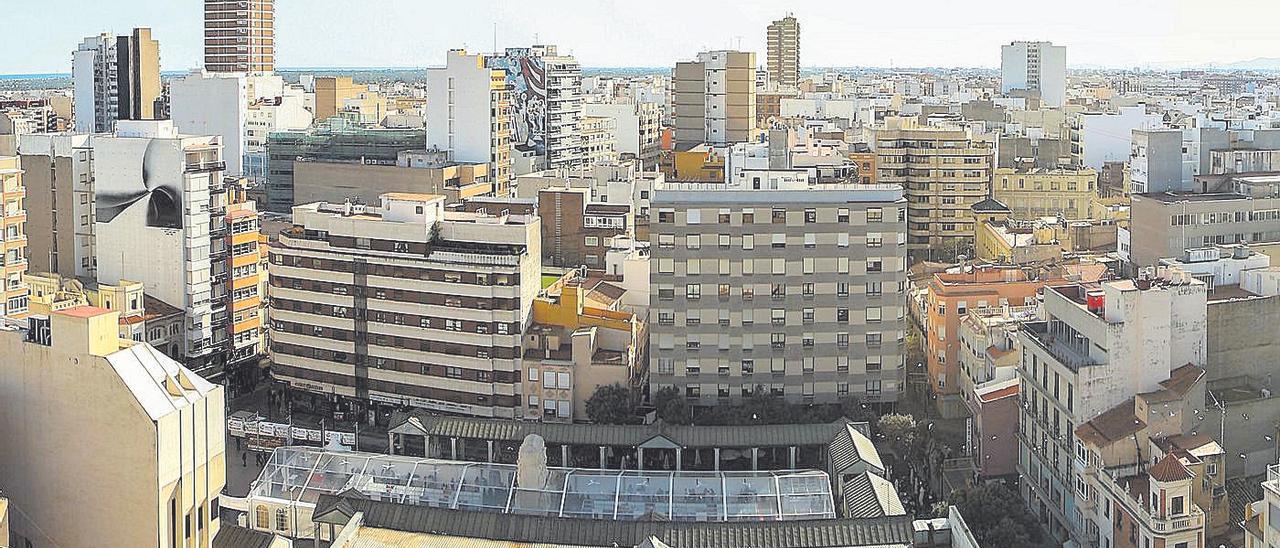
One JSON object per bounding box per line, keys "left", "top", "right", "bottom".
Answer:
{"left": 655, "top": 327, "right": 901, "bottom": 351}
{"left": 657, "top": 232, "right": 890, "bottom": 250}
{"left": 678, "top": 380, "right": 884, "bottom": 399}
{"left": 658, "top": 307, "right": 863, "bottom": 326}
{"left": 656, "top": 280, "right": 904, "bottom": 301}
{"left": 655, "top": 257, "right": 893, "bottom": 276}
{"left": 656, "top": 207, "right": 892, "bottom": 225}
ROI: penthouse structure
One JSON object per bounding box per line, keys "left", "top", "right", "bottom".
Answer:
{"left": 267, "top": 193, "right": 541, "bottom": 419}
{"left": 649, "top": 178, "right": 908, "bottom": 406}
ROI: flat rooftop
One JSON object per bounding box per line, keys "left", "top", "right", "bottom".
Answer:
{"left": 1135, "top": 192, "right": 1249, "bottom": 204}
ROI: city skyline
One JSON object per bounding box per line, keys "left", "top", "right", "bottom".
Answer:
{"left": 3, "top": 0, "right": 1280, "bottom": 75}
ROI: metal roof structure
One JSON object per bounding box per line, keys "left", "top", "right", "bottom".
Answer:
{"left": 250, "top": 447, "right": 836, "bottom": 523}
{"left": 313, "top": 493, "right": 915, "bottom": 548}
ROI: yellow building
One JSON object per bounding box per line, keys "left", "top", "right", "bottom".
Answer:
{"left": 314, "top": 76, "right": 390, "bottom": 123}
{"left": 0, "top": 156, "right": 27, "bottom": 318}
{"left": 24, "top": 272, "right": 186, "bottom": 357}
{"left": 669, "top": 145, "right": 726, "bottom": 182}
{"left": 522, "top": 271, "right": 646, "bottom": 422}
{"left": 0, "top": 306, "right": 226, "bottom": 548}
{"left": 993, "top": 167, "right": 1098, "bottom": 220}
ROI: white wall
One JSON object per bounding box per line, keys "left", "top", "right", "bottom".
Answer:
{"left": 583, "top": 103, "right": 639, "bottom": 155}
{"left": 1079, "top": 106, "right": 1162, "bottom": 169}
{"left": 168, "top": 71, "right": 247, "bottom": 176}
{"left": 426, "top": 51, "right": 493, "bottom": 164}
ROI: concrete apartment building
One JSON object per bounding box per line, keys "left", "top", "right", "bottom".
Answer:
{"left": 993, "top": 167, "right": 1098, "bottom": 220}
{"left": 0, "top": 307, "right": 226, "bottom": 548}
{"left": 0, "top": 157, "right": 26, "bottom": 319}
{"left": 522, "top": 271, "right": 646, "bottom": 422}
{"left": 874, "top": 120, "right": 995, "bottom": 263}
{"left": 956, "top": 304, "right": 1036, "bottom": 481}
{"left": 649, "top": 178, "right": 908, "bottom": 406}
{"left": 265, "top": 118, "right": 426, "bottom": 212}
{"left": 581, "top": 100, "right": 661, "bottom": 162}
{"left": 767, "top": 15, "right": 800, "bottom": 90}
{"left": 426, "top": 49, "right": 513, "bottom": 195}
{"left": 72, "top": 28, "right": 160, "bottom": 132}
{"left": 924, "top": 266, "right": 1047, "bottom": 418}
{"left": 515, "top": 159, "right": 660, "bottom": 224}
{"left": 1124, "top": 173, "right": 1280, "bottom": 267}
{"left": 24, "top": 272, "right": 184, "bottom": 357}
{"left": 169, "top": 71, "right": 313, "bottom": 181}
{"left": 1017, "top": 274, "right": 1208, "bottom": 545}
{"left": 92, "top": 120, "right": 228, "bottom": 376}
{"left": 204, "top": 0, "right": 274, "bottom": 73}
{"left": 1000, "top": 41, "right": 1066, "bottom": 107}
{"left": 1243, "top": 464, "right": 1280, "bottom": 547}
{"left": 267, "top": 193, "right": 541, "bottom": 419}
{"left": 16, "top": 133, "right": 96, "bottom": 279}
{"left": 292, "top": 149, "right": 492, "bottom": 206}
{"left": 537, "top": 186, "right": 632, "bottom": 268}
{"left": 486, "top": 45, "right": 584, "bottom": 170}
{"left": 580, "top": 116, "right": 619, "bottom": 165}
{"left": 673, "top": 50, "right": 757, "bottom": 148}
{"left": 1130, "top": 128, "right": 1192, "bottom": 194}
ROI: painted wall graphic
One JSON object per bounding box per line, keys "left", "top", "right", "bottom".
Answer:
{"left": 95, "top": 138, "right": 184, "bottom": 228}
{"left": 490, "top": 49, "right": 547, "bottom": 154}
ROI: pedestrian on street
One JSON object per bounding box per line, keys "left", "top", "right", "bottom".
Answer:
{"left": 235, "top": 437, "right": 241, "bottom": 451}
{"left": 241, "top": 452, "right": 247, "bottom": 467}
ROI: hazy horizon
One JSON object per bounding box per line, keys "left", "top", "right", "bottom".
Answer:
{"left": 2, "top": 0, "right": 1279, "bottom": 75}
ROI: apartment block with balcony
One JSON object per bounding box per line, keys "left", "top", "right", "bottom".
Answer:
{"left": 204, "top": 0, "right": 275, "bottom": 73}
{"left": 673, "top": 51, "right": 757, "bottom": 149}
{"left": 925, "top": 266, "right": 1048, "bottom": 419}
{"left": 0, "top": 156, "right": 27, "bottom": 318}
{"left": 766, "top": 15, "right": 800, "bottom": 90}
{"left": 874, "top": 120, "right": 995, "bottom": 263}
{"left": 649, "top": 178, "right": 907, "bottom": 406}
{"left": 521, "top": 271, "right": 646, "bottom": 422}
{"left": 537, "top": 187, "right": 632, "bottom": 269}
{"left": 267, "top": 193, "right": 541, "bottom": 419}
{"left": 958, "top": 304, "right": 1038, "bottom": 480}
{"left": 1017, "top": 272, "right": 1208, "bottom": 546}
{"left": 426, "top": 49, "right": 513, "bottom": 196}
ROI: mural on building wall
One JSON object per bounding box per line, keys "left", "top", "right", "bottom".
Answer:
{"left": 95, "top": 138, "right": 184, "bottom": 229}
{"left": 490, "top": 49, "right": 547, "bottom": 154}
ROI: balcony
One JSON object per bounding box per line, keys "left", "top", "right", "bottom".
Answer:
{"left": 1096, "top": 464, "right": 1206, "bottom": 536}
{"left": 185, "top": 161, "right": 226, "bottom": 174}
{"left": 1021, "top": 321, "right": 1100, "bottom": 371}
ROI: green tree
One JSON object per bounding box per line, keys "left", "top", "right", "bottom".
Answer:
{"left": 949, "top": 483, "right": 1044, "bottom": 547}
{"left": 585, "top": 384, "right": 639, "bottom": 424}
{"left": 651, "top": 387, "right": 692, "bottom": 424}
{"left": 876, "top": 413, "right": 918, "bottom": 456}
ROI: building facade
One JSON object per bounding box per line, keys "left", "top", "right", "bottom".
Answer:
{"left": 486, "top": 45, "right": 584, "bottom": 170}
{"left": 993, "top": 167, "right": 1098, "bottom": 220}
{"left": 204, "top": 0, "right": 275, "bottom": 73}
{"left": 268, "top": 193, "right": 541, "bottom": 419}
{"left": 537, "top": 187, "right": 632, "bottom": 269}
{"left": 581, "top": 101, "right": 661, "bottom": 162}
{"left": 0, "top": 156, "right": 26, "bottom": 318}
{"left": 673, "top": 50, "right": 757, "bottom": 148}
{"left": 0, "top": 307, "right": 226, "bottom": 548}
{"left": 16, "top": 133, "right": 96, "bottom": 279}
{"left": 874, "top": 121, "right": 995, "bottom": 263}
{"left": 72, "top": 29, "right": 161, "bottom": 132}
{"left": 649, "top": 179, "right": 908, "bottom": 405}
{"left": 425, "top": 49, "right": 513, "bottom": 196}
{"left": 1000, "top": 41, "right": 1066, "bottom": 108}
{"left": 767, "top": 15, "right": 800, "bottom": 90}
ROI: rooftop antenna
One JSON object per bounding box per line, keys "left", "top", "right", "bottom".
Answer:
{"left": 493, "top": 23, "right": 497, "bottom": 53}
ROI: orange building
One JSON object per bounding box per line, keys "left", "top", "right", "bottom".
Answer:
{"left": 925, "top": 266, "right": 1048, "bottom": 417}
{"left": 847, "top": 151, "right": 877, "bottom": 185}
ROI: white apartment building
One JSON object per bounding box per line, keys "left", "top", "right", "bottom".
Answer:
{"left": 582, "top": 100, "right": 662, "bottom": 162}
{"left": 72, "top": 33, "right": 118, "bottom": 133}
{"left": 649, "top": 178, "right": 909, "bottom": 405}
{"left": 1001, "top": 41, "right": 1067, "bottom": 108}
{"left": 515, "top": 159, "right": 660, "bottom": 219}
{"left": 268, "top": 193, "right": 541, "bottom": 419}
{"left": 169, "top": 71, "right": 312, "bottom": 183}
{"left": 426, "top": 49, "right": 513, "bottom": 194}
{"left": 0, "top": 307, "right": 226, "bottom": 548}
{"left": 1073, "top": 106, "right": 1163, "bottom": 170}
{"left": 1017, "top": 272, "right": 1207, "bottom": 545}
{"left": 579, "top": 116, "right": 619, "bottom": 165}
{"left": 93, "top": 120, "right": 226, "bottom": 372}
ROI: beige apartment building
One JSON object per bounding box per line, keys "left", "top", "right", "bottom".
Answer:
{"left": 292, "top": 150, "right": 492, "bottom": 206}
{"left": 16, "top": 133, "right": 96, "bottom": 279}
{"left": 268, "top": 193, "right": 541, "bottom": 419}
{"left": 874, "top": 120, "right": 994, "bottom": 263}
{"left": 649, "top": 179, "right": 908, "bottom": 406}
{"left": 0, "top": 307, "right": 226, "bottom": 548}
{"left": 993, "top": 167, "right": 1098, "bottom": 220}
{"left": 767, "top": 15, "right": 800, "bottom": 89}
{"left": 673, "top": 50, "right": 756, "bottom": 148}
{"left": 204, "top": 0, "right": 275, "bottom": 73}
{"left": 0, "top": 156, "right": 26, "bottom": 319}
{"left": 1125, "top": 173, "right": 1280, "bottom": 267}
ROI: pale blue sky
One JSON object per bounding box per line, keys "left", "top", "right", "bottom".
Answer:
{"left": 3, "top": 0, "right": 1279, "bottom": 75}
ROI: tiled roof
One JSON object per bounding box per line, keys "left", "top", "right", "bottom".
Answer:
{"left": 842, "top": 472, "right": 906, "bottom": 518}
{"left": 1148, "top": 453, "right": 1194, "bottom": 483}
{"left": 390, "top": 413, "right": 861, "bottom": 450}
{"left": 1075, "top": 398, "right": 1145, "bottom": 448}
{"left": 314, "top": 494, "right": 916, "bottom": 548}
{"left": 212, "top": 525, "right": 278, "bottom": 548}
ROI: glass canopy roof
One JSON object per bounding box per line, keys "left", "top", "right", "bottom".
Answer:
{"left": 251, "top": 447, "right": 836, "bottom": 522}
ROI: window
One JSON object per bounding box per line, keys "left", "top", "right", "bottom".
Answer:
{"left": 837, "top": 332, "right": 849, "bottom": 348}
{"left": 275, "top": 508, "right": 288, "bottom": 531}
{"left": 867, "top": 356, "right": 882, "bottom": 371}
{"left": 772, "top": 258, "right": 786, "bottom": 274}
{"left": 804, "top": 233, "right": 816, "bottom": 248}
{"left": 687, "top": 234, "right": 701, "bottom": 249}
{"left": 742, "top": 210, "right": 755, "bottom": 224}
{"left": 772, "top": 308, "right": 787, "bottom": 325}
{"left": 687, "top": 259, "right": 701, "bottom": 275}
{"left": 867, "top": 208, "right": 883, "bottom": 223}
{"left": 685, "top": 360, "right": 701, "bottom": 376}
{"left": 742, "top": 286, "right": 755, "bottom": 301}
{"left": 867, "top": 259, "right": 883, "bottom": 272}
{"left": 685, "top": 284, "right": 701, "bottom": 300}
{"left": 804, "top": 208, "right": 816, "bottom": 223}
{"left": 838, "top": 208, "right": 850, "bottom": 223}
{"left": 771, "top": 333, "right": 786, "bottom": 349}
{"left": 867, "top": 307, "right": 882, "bottom": 322}
{"left": 658, "top": 210, "right": 674, "bottom": 223}
{"left": 718, "top": 234, "right": 730, "bottom": 248}
{"left": 658, "top": 234, "right": 675, "bottom": 248}
{"left": 686, "top": 209, "right": 701, "bottom": 224}
{"left": 803, "top": 257, "right": 815, "bottom": 274}
{"left": 838, "top": 233, "right": 849, "bottom": 247}
{"left": 255, "top": 506, "right": 269, "bottom": 529}
{"left": 867, "top": 332, "right": 882, "bottom": 347}
{"left": 718, "top": 283, "right": 731, "bottom": 300}
{"left": 837, "top": 284, "right": 849, "bottom": 299}
{"left": 837, "top": 308, "right": 849, "bottom": 323}
{"left": 837, "top": 382, "right": 849, "bottom": 396}
{"left": 657, "top": 359, "right": 674, "bottom": 374}
{"left": 445, "top": 319, "right": 462, "bottom": 331}
{"left": 866, "top": 281, "right": 882, "bottom": 296}
{"left": 742, "top": 234, "right": 754, "bottom": 250}
{"left": 771, "top": 233, "right": 786, "bottom": 248}
{"left": 658, "top": 311, "right": 674, "bottom": 325}
{"left": 803, "top": 283, "right": 815, "bottom": 297}
{"left": 1171, "top": 496, "right": 1185, "bottom": 516}
{"left": 741, "top": 359, "right": 754, "bottom": 374}
{"left": 802, "top": 308, "right": 815, "bottom": 324}
{"left": 837, "top": 356, "right": 849, "bottom": 372}
{"left": 802, "top": 333, "right": 814, "bottom": 347}
{"left": 867, "top": 233, "right": 883, "bottom": 248}
{"left": 686, "top": 313, "right": 700, "bottom": 326}
{"left": 772, "top": 208, "right": 786, "bottom": 223}
{"left": 686, "top": 385, "right": 700, "bottom": 397}
{"left": 803, "top": 356, "right": 815, "bottom": 372}
{"left": 718, "top": 209, "right": 731, "bottom": 223}
{"left": 866, "top": 380, "right": 882, "bottom": 395}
